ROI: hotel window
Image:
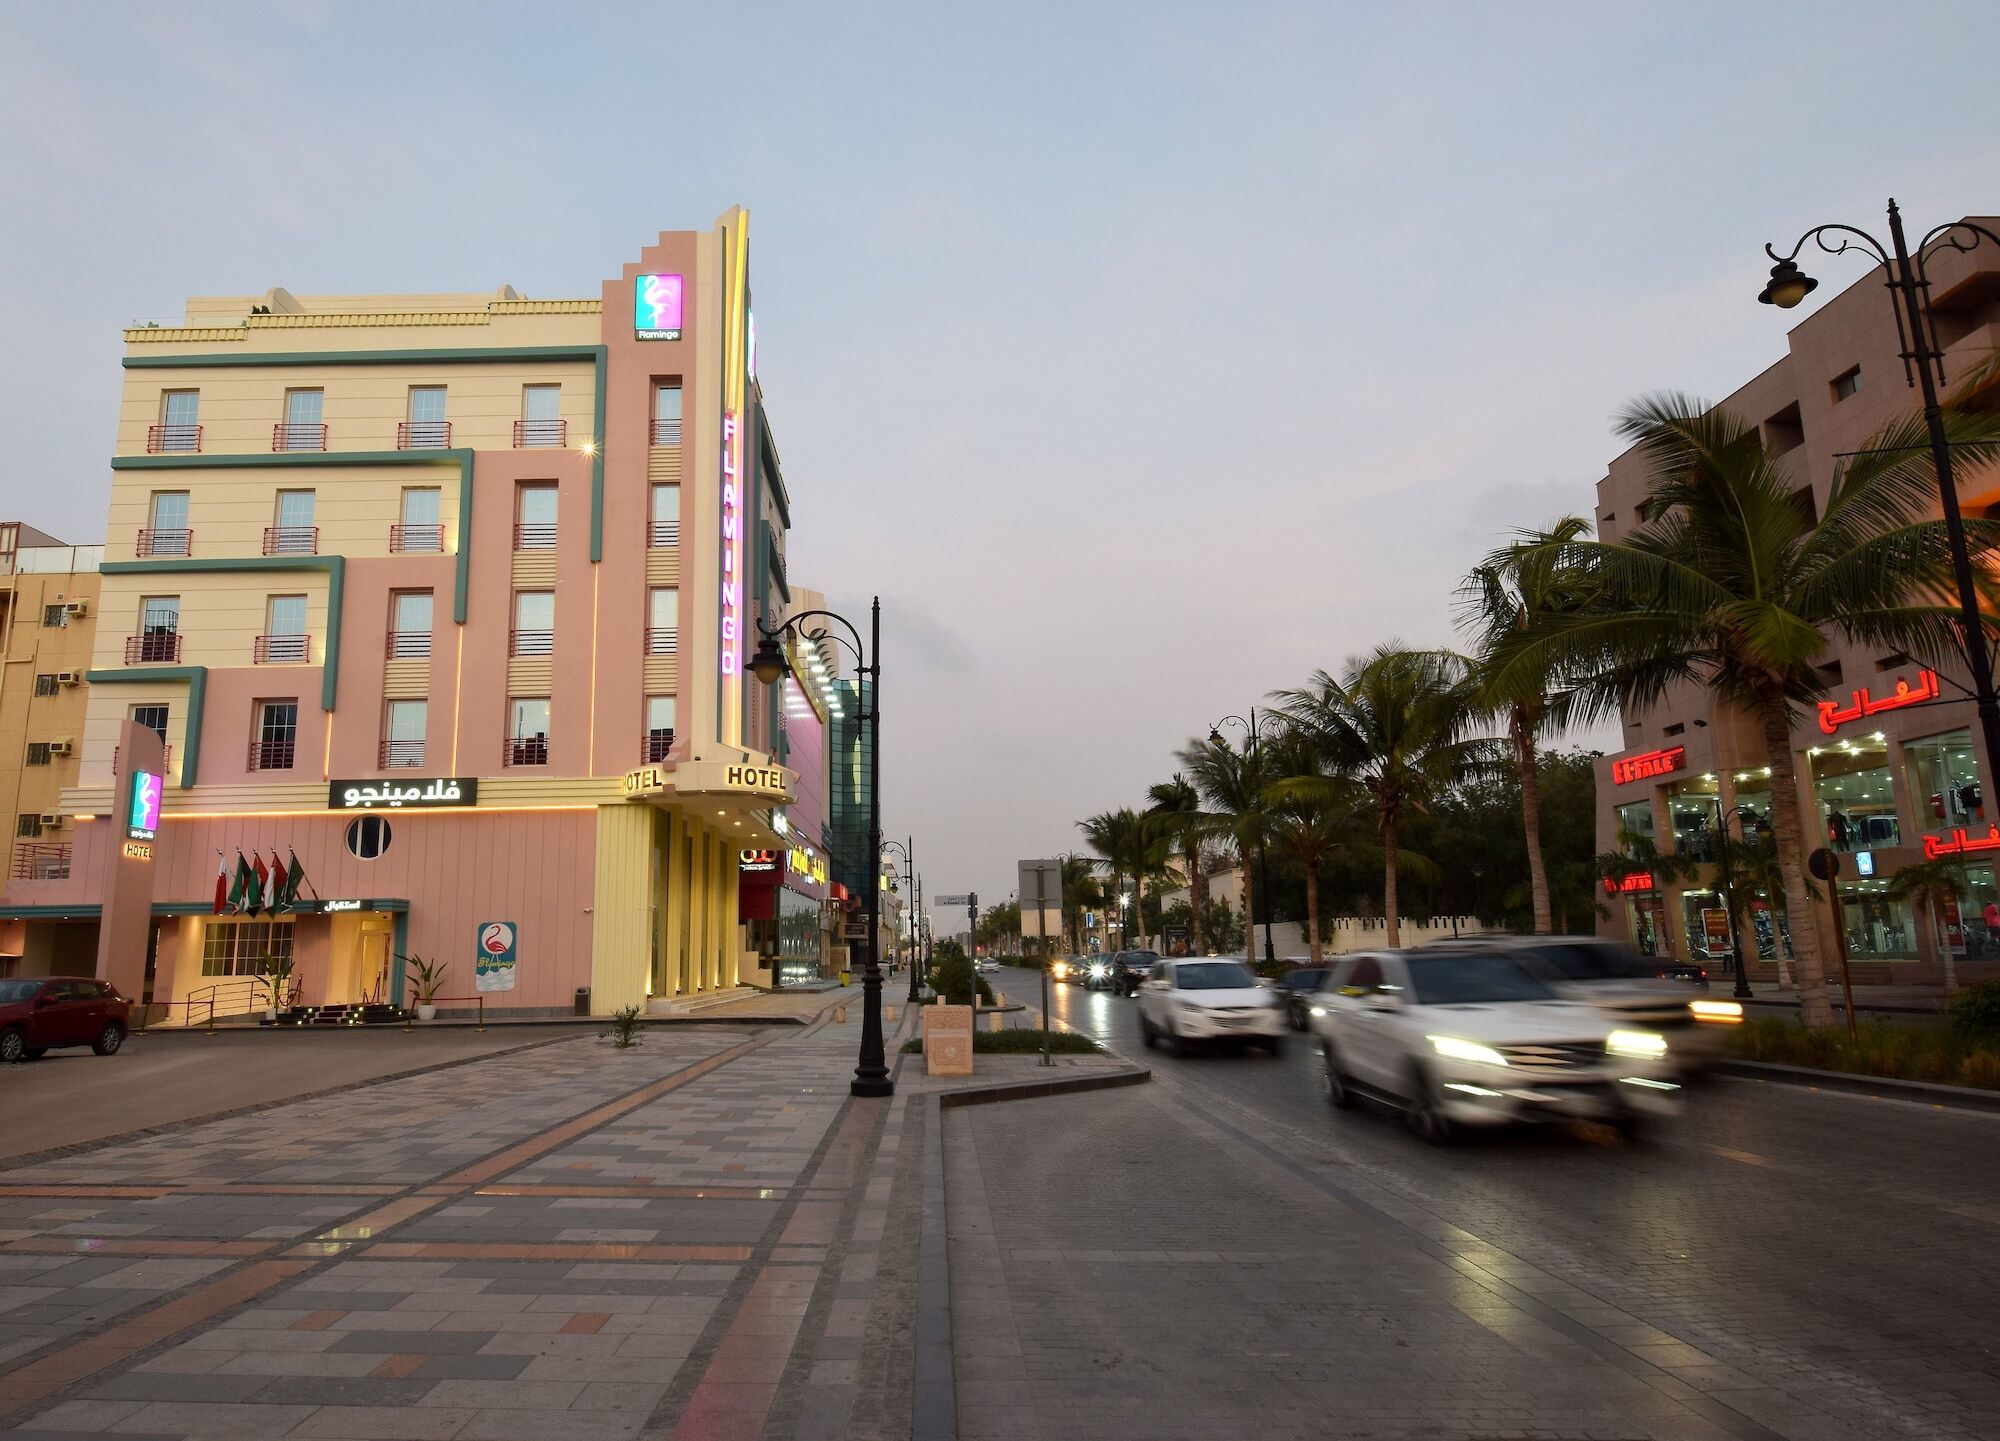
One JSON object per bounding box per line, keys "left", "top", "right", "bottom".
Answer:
{"left": 131, "top": 705, "right": 169, "bottom": 741}
{"left": 1832, "top": 365, "right": 1862, "bottom": 401}
{"left": 1615, "top": 799, "right": 1655, "bottom": 854}
{"left": 516, "top": 484, "right": 557, "bottom": 549}
{"left": 403, "top": 386, "right": 448, "bottom": 448}
{"left": 202, "top": 918, "right": 294, "bottom": 978}
{"left": 133, "top": 596, "right": 180, "bottom": 662}
{"left": 395, "top": 486, "right": 444, "bottom": 552}
{"left": 1905, "top": 729, "right": 1982, "bottom": 836}
{"left": 268, "top": 490, "right": 317, "bottom": 553}
{"left": 42, "top": 604, "right": 66, "bottom": 628}
{"left": 142, "top": 491, "right": 191, "bottom": 555}
{"left": 507, "top": 697, "right": 550, "bottom": 766}
{"left": 649, "top": 483, "right": 680, "bottom": 547}
{"left": 346, "top": 815, "right": 393, "bottom": 859}
{"left": 279, "top": 388, "right": 325, "bottom": 450}
{"left": 389, "top": 591, "right": 433, "bottom": 658}
{"left": 153, "top": 390, "right": 200, "bottom": 453}
{"left": 25, "top": 743, "right": 52, "bottom": 767}
{"left": 16, "top": 813, "right": 41, "bottom": 839}
{"left": 647, "top": 588, "right": 678, "bottom": 655}
{"left": 512, "top": 591, "right": 554, "bottom": 656}
{"left": 251, "top": 700, "right": 298, "bottom": 771}
{"left": 519, "top": 384, "right": 563, "bottom": 447}
{"left": 33, "top": 674, "right": 58, "bottom": 698}
{"left": 1665, "top": 774, "right": 1720, "bottom": 862}
{"left": 644, "top": 696, "right": 676, "bottom": 762}
{"left": 652, "top": 383, "right": 683, "bottom": 445}
{"left": 1811, "top": 735, "right": 1899, "bottom": 853}
{"left": 382, "top": 700, "right": 426, "bottom": 769}
{"left": 259, "top": 595, "right": 308, "bottom": 663}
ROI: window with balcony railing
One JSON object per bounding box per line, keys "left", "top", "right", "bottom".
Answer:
{"left": 379, "top": 738, "right": 425, "bottom": 769}
{"left": 396, "top": 419, "right": 451, "bottom": 450}
{"left": 111, "top": 744, "right": 173, "bottom": 774}
{"left": 263, "top": 526, "right": 319, "bottom": 555}
{"left": 386, "top": 630, "right": 432, "bottom": 659}
{"left": 513, "top": 522, "right": 557, "bottom": 550}
{"left": 513, "top": 418, "right": 566, "bottom": 448}
{"left": 389, "top": 523, "right": 444, "bottom": 553}
{"left": 645, "top": 629, "right": 679, "bottom": 656}
{"left": 146, "top": 424, "right": 201, "bottom": 454}
{"left": 504, "top": 735, "right": 549, "bottom": 766}
{"left": 137, "top": 528, "right": 193, "bottom": 557}
{"left": 248, "top": 738, "right": 296, "bottom": 770}
{"left": 125, "top": 631, "right": 182, "bottom": 664}
{"left": 507, "top": 697, "right": 549, "bottom": 767}
{"left": 651, "top": 416, "right": 683, "bottom": 445}
{"left": 251, "top": 701, "right": 297, "bottom": 772}
{"left": 253, "top": 633, "right": 310, "bottom": 664}
{"left": 642, "top": 728, "right": 675, "bottom": 763}
{"left": 649, "top": 483, "right": 680, "bottom": 547}
{"left": 11, "top": 843, "right": 71, "bottom": 881}
{"left": 510, "top": 630, "right": 554, "bottom": 657}
{"left": 272, "top": 422, "right": 328, "bottom": 452}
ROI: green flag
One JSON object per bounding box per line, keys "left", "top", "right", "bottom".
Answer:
{"left": 228, "top": 853, "right": 254, "bottom": 914}
{"left": 283, "top": 849, "right": 307, "bottom": 910}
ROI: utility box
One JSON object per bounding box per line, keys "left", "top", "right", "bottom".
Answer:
{"left": 924, "top": 1004, "right": 974, "bottom": 1076}
{"left": 574, "top": 988, "right": 590, "bottom": 1017}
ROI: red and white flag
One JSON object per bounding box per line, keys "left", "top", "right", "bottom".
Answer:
{"left": 250, "top": 853, "right": 269, "bottom": 917}
{"left": 268, "top": 852, "right": 288, "bottom": 913}
{"left": 213, "top": 854, "right": 230, "bottom": 915}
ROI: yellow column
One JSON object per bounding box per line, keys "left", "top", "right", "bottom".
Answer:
{"left": 591, "top": 802, "right": 654, "bottom": 1014}
{"left": 671, "top": 811, "right": 694, "bottom": 995}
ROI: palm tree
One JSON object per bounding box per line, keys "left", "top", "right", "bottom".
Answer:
{"left": 1172, "top": 734, "right": 1272, "bottom": 966}
{"left": 1146, "top": 775, "right": 1206, "bottom": 952}
{"left": 1056, "top": 853, "right": 1103, "bottom": 955}
{"left": 1886, "top": 859, "right": 1968, "bottom": 994}
{"left": 1261, "top": 733, "right": 1372, "bottom": 967}
{"left": 1275, "top": 646, "right": 1494, "bottom": 947}
{"left": 1460, "top": 516, "right": 1596, "bottom": 934}
{"left": 1078, "top": 808, "right": 1146, "bottom": 949}
{"left": 1492, "top": 393, "right": 2000, "bottom": 1027}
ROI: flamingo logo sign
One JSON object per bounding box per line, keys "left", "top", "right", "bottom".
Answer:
{"left": 126, "top": 770, "right": 161, "bottom": 841}
{"left": 634, "top": 273, "right": 683, "bottom": 340}
{"left": 474, "top": 920, "right": 517, "bottom": 992}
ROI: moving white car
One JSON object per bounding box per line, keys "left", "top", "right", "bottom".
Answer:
{"left": 1137, "top": 958, "right": 1286, "bottom": 1055}
{"left": 1308, "top": 948, "right": 1679, "bottom": 1142}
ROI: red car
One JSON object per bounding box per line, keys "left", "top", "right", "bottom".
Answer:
{"left": 0, "top": 977, "right": 130, "bottom": 1062}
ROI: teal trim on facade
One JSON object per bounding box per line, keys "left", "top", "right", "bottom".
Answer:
{"left": 117, "top": 344, "right": 610, "bottom": 570}
{"left": 0, "top": 899, "right": 409, "bottom": 920}
{"left": 758, "top": 408, "right": 791, "bottom": 530}
{"left": 764, "top": 523, "right": 790, "bottom": 605}
{"left": 0, "top": 904, "right": 100, "bottom": 919}
{"left": 99, "top": 557, "right": 346, "bottom": 712}
{"left": 390, "top": 909, "right": 410, "bottom": 1007}
{"left": 81, "top": 665, "right": 207, "bottom": 788}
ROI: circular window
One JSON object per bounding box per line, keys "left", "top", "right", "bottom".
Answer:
{"left": 345, "top": 816, "right": 392, "bottom": 859}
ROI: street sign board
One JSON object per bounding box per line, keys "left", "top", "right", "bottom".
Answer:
{"left": 935, "top": 893, "right": 972, "bottom": 907}
{"left": 1017, "top": 859, "right": 1062, "bottom": 945}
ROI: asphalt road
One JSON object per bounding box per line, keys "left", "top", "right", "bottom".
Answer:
{"left": 966, "top": 963, "right": 2000, "bottom": 1440}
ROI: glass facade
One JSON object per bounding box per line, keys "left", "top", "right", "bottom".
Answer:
{"left": 1665, "top": 775, "right": 1721, "bottom": 862}
{"left": 1836, "top": 879, "right": 1917, "bottom": 959}
{"left": 1615, "top": 799, "right": 1655, "bottom": 852}
{"left": 1679, "top": 886, "right": 1731, "bottom": 962}
{"left": 1810, "top": 737, "right": 1899, "bottom": 854}
{"left": 1904, "top": 729, "right": 1984, "bottom": 837}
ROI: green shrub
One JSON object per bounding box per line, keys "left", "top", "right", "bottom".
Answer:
{"left": 1730, "top": 1015, "right": 2000, "bottom": 1090}
{"left": 927, "top": 941, "right": 994, "bottom": 1007}
{"left": 606, "top": 1004, "right": 642, "bottom": 1049}
{"left": 901, "top": 1028, "right": 1100, "bottom": 1054}
{"left": 1948, "top": 980, "right": 2000, "bottom": 1040}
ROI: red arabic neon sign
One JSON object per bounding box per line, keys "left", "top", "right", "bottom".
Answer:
{"left": 1612, "top": 747, "right": 1685, "bottom": 785}
{"left": 1816, "top": 669, "right": 1939, "bottom": 735}
{"left": 1602, "top": 872, "right": 1655, "bottom": 895}
{"left": 1923, "top": 825, "right": 2000, "bottom": 860}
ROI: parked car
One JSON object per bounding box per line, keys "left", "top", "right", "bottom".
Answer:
{"left": 0, "top": 977, "right": 131, "bottom": 1063}
{"left": 1137, "top": 958, "right": 1286, "bottom": 1054}
{"left": 1107, "top": 950, "right": 1159, "bottom": 997}
{"left": 1308, "top": 949, "right": 1678, "bottom": 1142}
{"left": 1276, "top": 967, "right": 1330, "bottom": 1030}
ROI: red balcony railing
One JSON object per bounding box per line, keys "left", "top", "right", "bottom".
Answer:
{"left": 513, "top": 522, "right": 557, "bottom": 551}
{"left": 253, "top": 633, "right": 310, "bottom": 664}
{"left": 504, "top": 735, "right": 549, "bottom": 766}
{"left": 645, "top": 629, "right": 679, "bottom": 657}
{"left": 514, "top": 418, "right": 566, "bottom": 448}
{"left": 379, "top": 738, "right": 426, "bottom": 769}
{"left": 510, "top": 629, "right": 554, "bottom": 657}
{"left": 386, "top": 630, "right": 432, "bottom": 659}
{"left": 648, "top": 518, "right": 680, "bottom": 547}
{"left": 263, "top": 526, "right": 319, "bottom": 555}
{"left": 651, "top": 417, "right": 683, "bottom": 445}
{"left": 272, "top": 422, "right": 328, "bottom": 452}
{"left": 146, "top": 423, "right": 201, "bottom": 454}
{"left": 11, "top": 843, "right": 71, "bottom": 881}
{"left": 111, "top": 744, "right": 173, "bottom": 774}
{"left": 390, "top": 523, "right": 445, "bottom": 553}
{"left": 136, "top": 528, "right": 193, "bottom": 557}
{"left": 248, "top": 739, "right": 297, "bottom": 771}
{"left": 125, "top": 631, "right": 181, "bottom": 664}
{"left": 396, "top": 419, "right": 451, "bottom": 450}
{"left": 642, "top": 729, "right": 675, "bottom": 763}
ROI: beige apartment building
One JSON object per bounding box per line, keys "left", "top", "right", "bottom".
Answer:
{"left": 0, "top": 523, "right": 101, "bottom": 975}
{"left": 1593, "top": 216, "right": 2000, "bottom": 987}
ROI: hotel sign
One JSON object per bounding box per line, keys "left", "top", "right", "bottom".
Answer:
{"left": 719, "top": 409, "right": 742, "bottom": 679}
{"left": 622, "top": 765, "right": 669, "bottom": 797}
{"left": 331, "top": 779, "right": 477, "bottom": 810}
{"left": 634, "top": 273, "right": 683, "bottom": 340}
{"left": 673, "top": 759, "right": 796, "bottom": 805}
{"left": 126, "top": 770, "right": 161, "bottom": 842}
{"left": 1611, "top": 747, "right": 1685, "bottom": 786}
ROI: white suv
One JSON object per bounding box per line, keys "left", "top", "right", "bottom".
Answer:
{"left": 1308, "top": 949, "right": 1679, "bottom": 1142}
{"left": 1137, "top": 958, "right": 1286, "bottom": 1055}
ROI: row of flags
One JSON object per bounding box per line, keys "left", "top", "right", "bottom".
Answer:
{"left": 213, "top": 850, "right": 311, "bottom": 916}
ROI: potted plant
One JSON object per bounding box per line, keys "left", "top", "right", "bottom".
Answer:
{"left": 399, "top": 952, "right": 447, "bottom": 1020}
{"left": 256, "top": 954, "right": 295, "bottom": 1022}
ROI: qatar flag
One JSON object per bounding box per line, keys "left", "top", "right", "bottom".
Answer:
{"left": 213, "top": 854, "right": 230, "bottom": 915}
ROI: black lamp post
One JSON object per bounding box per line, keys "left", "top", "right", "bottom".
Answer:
{"left": 1760, "top": 203, "right": 2000, "bottom": 784}
{"left": 883, "top": 836, "right": 917, "bottom": 999}
{"left": 751, "top": 598, "right": 892, "bottom": 1099}
{"left": 1210, "top": 709, "right": 1278, "bottom": 964}
{"left": 1707, "top": 798, "right": 1770, "bottom": 1001}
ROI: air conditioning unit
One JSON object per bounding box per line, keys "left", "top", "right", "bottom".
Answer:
{"left": 64, "top": 599, "right": 89, "bottom": 617}
{"left": 38, "top": 813, "right": 63, "bottom": 829}
{"left": 56, "top": 672, "right": 81, "bottom": 686}
{"left": 46, "top": 739, "right": 74, "bottom": 756}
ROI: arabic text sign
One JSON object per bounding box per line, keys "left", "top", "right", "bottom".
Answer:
{"left": 1924, "top": 824, "right": 2000, "bottom": 860}
{"left": 1602, "top": 872, "right": 1655, "bottom": 895}
{"left": 634, "top": 273, "right": 683, "bottom": 340}
{"left": 330, "top": 778, "right": 477, "bottom": 810}
{"left": 1610, "top": 746, "right": 1685, "bottom": 785}
{"left": 1816, "top": 669, "right": 1940, "bottom": 735}
{"left": 935, "top": 893, "right": 973, "bottom": 908}
{"left": 475, "top": 920, "right": 517, "bottom": 993}
{"left": 126, "top": 770, "right": 161, "bottom": 841}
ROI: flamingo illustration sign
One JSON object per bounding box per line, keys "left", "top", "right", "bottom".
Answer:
{"left": 126, "top": 770, "right": 161, "bottom": 841}
{"left": 634, "top": 273, "right": 683, "bottom": 340}
{"left": 474, "top": 920, "right": 517, "bottom": 992}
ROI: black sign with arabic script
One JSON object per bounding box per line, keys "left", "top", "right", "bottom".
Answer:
{"left": 329, "top": 778, "right": 478, "bottom": 811}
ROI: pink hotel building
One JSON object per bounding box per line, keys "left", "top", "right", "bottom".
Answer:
{"left": 0, "top": 207, "right": 844, "bottom": 1019}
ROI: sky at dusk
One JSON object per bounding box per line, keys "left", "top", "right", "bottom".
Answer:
{"left": 4, "top": 1, "right": 1999, "bottom": 915}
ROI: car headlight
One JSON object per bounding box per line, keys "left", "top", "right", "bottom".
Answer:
{"left": 1689, "top": 999, "right": 1743, "bottom": 1023}
{"left": 1308, "top": 1005, "right": 1327, "bottom": 1017}
{"left": 1426, "top": 1035, "right": 1508, "bottom": 1067}
{"left": 1052, "top": 962, "right": 1066, "bottom": 978}
{"left": 1089, "top": 964, "right": 1107, "bottom": 979}
{"left": 1607, "top": 1029, "right": 1668, "bottom": 1059}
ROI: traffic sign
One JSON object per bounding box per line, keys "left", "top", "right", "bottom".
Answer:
{"left": 935, "top": 893, "right": 972, "bottom": 907}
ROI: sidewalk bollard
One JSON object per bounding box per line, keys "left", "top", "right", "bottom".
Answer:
{"left": 404, "top": 1005, "right": 413, "bottom": 1032}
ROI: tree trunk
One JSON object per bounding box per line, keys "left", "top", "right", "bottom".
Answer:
{"left": 1516, "top": 712, "right": 1553, "bottom": 935}
{"left": 1241, "top": 853, "right": 1257, "bottom": 967}
{"left": 1305, "top": 867, "right": 1323, "bottom": 967}
{"left": 1383, "top": 812, "right": 1401, "bottom": 949}
{"left": 1759, "top": 701, "right": 1834, "bottom": 1026}
{"left": 1187, "top": 844, "right": 1204, "bottom": 957}
{"left": 1936, "top": 897, "right": 1960, "bottom": 994}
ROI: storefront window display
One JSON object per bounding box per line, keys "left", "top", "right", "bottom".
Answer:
{"left": 1810, "top": 737, "right": 1900, "bottom": 854}
{"left": 1666, "top": 775, "right": 1721, "bottom": 862}
{"left": 1625, "top": 894, "right": 1667, "bottom": 956}
{"left": 775, "top": 887, "right": 824, "bottom": 984}
{"left": 1837, "top": 879, "right": 1917, "bottom": 959}
{"left": 1748, "top": 897, "right": 1796, "bottom": 961}
{"left": 1903, "top": 729, "right": 1984, "bottom": 837}
{"left": 1615, "top": 799, "right": 1656, "bottom": 853}
{"left": 1679, "top": 887, "right": 1732, "bottom": 962}
{"left": 1728, "top": 767, "right": 1775, "bottom": 838}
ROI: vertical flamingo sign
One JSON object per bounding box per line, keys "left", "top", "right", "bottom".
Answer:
{"left": 634, "top": 273, "right": 683, "bottom": 340}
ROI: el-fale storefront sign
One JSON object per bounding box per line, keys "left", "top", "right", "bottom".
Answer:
{"left": 329, "top": 778, "right": 478, "bottom": 810}
{"left": 1611, "top": 747, "right": 1685, "bottom": 785}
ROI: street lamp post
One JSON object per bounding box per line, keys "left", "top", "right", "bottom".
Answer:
{"left": 1707, "top": 798, "right": 1768, "bottom": 1002}
{"left": 883, "top": 837, "right": 917, "bottom": 1000}
{"left": 1760, "top": 203, "right": 2000, "bottom": 782}
{"left": 1210, "top": 709, "right": 1278, "bottom": 964}
{"left": 752, "top": 597, "right": 892, "bottom": 1099}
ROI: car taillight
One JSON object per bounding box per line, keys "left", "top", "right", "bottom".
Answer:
{"left": 1698, "top": 970, "right": 1707, "bottom": 980}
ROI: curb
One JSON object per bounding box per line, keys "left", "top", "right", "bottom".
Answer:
{"left": 134, "top": 1015, "right": 806, "bottom": 1036}
{"left": 1716, "top": 1058, "right": 2000, "bottom": 1113}
{"left": 936, "top": 1065, "right": 1151, "bottom": 1110}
